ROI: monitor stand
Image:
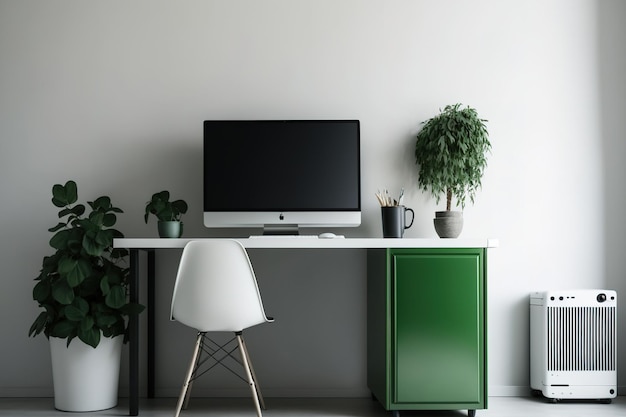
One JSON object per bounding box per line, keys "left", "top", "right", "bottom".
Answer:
{"left": 262, "top": 224, "right": 300, "bottom": 235}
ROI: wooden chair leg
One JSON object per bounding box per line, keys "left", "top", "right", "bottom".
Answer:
{"left": 174, "top": 332, "right": 203, "bottom": 417}
{"left": 236, "top": 333, "right": 263, "bottom": 417}
{"left": 182, "top": 335, "right": 204, "bottom": 409}
{"left": 239, "top": 335, "right": 266, "bottom": 410}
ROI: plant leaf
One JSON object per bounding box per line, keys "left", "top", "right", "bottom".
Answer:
{"left": 102, "top": 213, "right": 117, "bottom": 227}
{"left": 100, "top": 275, "right": 111, "bottom": 295}
{"left": 105, "top": 285, "right": 126, "bottom": 309}
{"left": 95, "top": 313, "right": 117, "bottom": 328}
{"left": 51, "top": 320, "right": 76, "bottom": 338}
{"left": 58, "top": 257, "right": 92, "bottom": 288}
{"left": 49, "top": 229, "right": 71, "bottom": 250}
{"left": 172, "top": 200, "right": 188, "bottom": 214}
{"left": 82, "top": 230, "right": 110, "bottom": 256}
{"left": 120, "top": 302, "right": 145, "bottom": 315}
{"left": 90, "top": 196, "right": 112, "bottom": 211}
{"left": 33, "top": 280, "right": 51, "bottom": 302}
{"left": 51, "top": 181, "right": 78, "bottom": 207}
{"left": 48, "top": 222, "right": 66, "bottom": 233}
{"left": 29, "top": 312, "right": 49, "bottom": 337}
{"left": 78, "top": 326, "right": 100, "bottom": 348}
{"left": 64, "top": 304, "right": 86, "bottom": 321}
{"left": 51, "top": 280, "right": 74, "bottom": 305}
{"left": 80, "top": 315, "right": 94, "bottom": 332}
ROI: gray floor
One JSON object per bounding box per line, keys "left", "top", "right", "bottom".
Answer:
{"left": 1, "top": 396, "right": 625, "bottom": 417}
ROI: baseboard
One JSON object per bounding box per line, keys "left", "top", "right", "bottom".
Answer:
{"left": 0, "top": 388, "right": 54, "bottom": 397}
{"left": 155, "top": 387, "right": 372, "bottom": 398}
{"left": 3, "top": 385, "right": 624, "bottom": 398}
{"left": 489, "top": 386, "right": 532, "bottom": 397}
{"left": 154, "top": 385, "right": 544, "bottom": 398}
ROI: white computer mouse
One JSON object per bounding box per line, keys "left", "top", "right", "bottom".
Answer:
{"left": 318, "top": 232, "right": 337, "bottom": 239}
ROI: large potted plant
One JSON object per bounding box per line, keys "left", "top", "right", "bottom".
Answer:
{"left": 144, "top": 190, "right": 188, "bottom": 238}
{"left": 414, "top": 103, "right": 491, "bottom": 238}
{"left": 29, "top": 180, "right": 144, "bottom": 412}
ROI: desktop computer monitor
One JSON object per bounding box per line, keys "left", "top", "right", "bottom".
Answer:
{"left": 203, "top": 120, "right": 361, "bottom": 234}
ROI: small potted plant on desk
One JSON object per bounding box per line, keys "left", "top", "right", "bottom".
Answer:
{"left": 414, "top": 103, "right": 491, "bottom": 238}
{"left": 144, "top": 190, "right": 188, "bottom": 238}
{"left": 29, "top": 180, "right": 144, "bottom": 412}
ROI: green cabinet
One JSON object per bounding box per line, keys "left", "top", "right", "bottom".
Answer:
{"left": 367, "top": 248, "right": 487, "bottom": 417}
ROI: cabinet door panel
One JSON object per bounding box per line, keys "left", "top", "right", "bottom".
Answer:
{"left": 393, "top": 252, "right": 483, "bottom": 404}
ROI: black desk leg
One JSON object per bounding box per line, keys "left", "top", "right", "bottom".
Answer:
{"left": 129, "top": 249, "right": 139, "bottom": 415}
{"left": 147, "top": 249, "right": 156, "bottom": 398}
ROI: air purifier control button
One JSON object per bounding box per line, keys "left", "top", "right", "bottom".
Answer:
{"left": 597, "top": 293, "right": 607, "bottom": 303}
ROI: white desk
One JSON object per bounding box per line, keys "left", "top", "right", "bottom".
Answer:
{"left": 114, "top": 237, "right": 497, "bottom": 415}
{"left": 117, "top": 237, "right": 498, "bottom": 249}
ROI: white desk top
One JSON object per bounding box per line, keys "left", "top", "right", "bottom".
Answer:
{"left": 114, "top": 237, "right": 498, "bottom": 249}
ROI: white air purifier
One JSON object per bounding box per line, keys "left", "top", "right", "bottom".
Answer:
{"left": 530, "top": 290, "right": 617, "bottom": 401}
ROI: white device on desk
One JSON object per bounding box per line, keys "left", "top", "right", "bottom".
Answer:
{"left": 319, "top": 233, "right": 344, "bottom": 239}
{"left": 248, "top": 233, "right": 345, "bottom": 239}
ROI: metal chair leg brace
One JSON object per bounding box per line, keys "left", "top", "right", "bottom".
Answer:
{"left": 174, "top": 331, "right": 266, "bottom": 417}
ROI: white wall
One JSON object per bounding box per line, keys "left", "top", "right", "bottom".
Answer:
{"left": 1, "top": 0, "right": 625, "bottom": 398}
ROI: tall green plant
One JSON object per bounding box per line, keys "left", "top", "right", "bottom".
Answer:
{"left": 29, "top": 180, "right": 144, "bottom": 348}
{"left": 414, "top": 103, "right": 491, "bottom": 210}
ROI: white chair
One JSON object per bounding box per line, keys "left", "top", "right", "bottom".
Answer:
{"left": 170, "top": 240, "right": 274, "bottom": 417}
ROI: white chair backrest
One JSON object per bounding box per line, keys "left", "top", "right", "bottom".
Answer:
{"left": 170, "top": 240, "right": 270, "bottom": 332}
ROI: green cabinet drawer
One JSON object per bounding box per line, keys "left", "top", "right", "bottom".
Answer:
{"left": 394, "top": 252, "right": 483, "bottom": 403}
{"left": 367, "top": 248, "right": 487, "bottom": 414}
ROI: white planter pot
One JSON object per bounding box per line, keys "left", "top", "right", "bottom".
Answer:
{"left": 49, "top": 335, "right": 123, "bottom": 412}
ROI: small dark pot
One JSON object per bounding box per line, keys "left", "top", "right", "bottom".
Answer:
{"left": 157, "top": 221, "right": 183, "bottom": 238}
{"left": 433, "top": 211, "right": 463, "bottom": 238}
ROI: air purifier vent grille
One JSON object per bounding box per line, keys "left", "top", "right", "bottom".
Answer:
{"left": 547, "top": 306, "right": 616, "bottom": 371}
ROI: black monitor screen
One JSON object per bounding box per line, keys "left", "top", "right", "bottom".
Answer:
{"left": 203, "top": 120, "right": 361, "bottom": 212}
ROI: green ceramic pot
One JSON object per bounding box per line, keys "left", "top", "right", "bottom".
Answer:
{"left": 157, "top": 221, "right": 183, "bottom": 238}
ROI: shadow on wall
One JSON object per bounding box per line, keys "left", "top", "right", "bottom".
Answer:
{"left": 597, "top": 0, "right": 626, "bottom": 388}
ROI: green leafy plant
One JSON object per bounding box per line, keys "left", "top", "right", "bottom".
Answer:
{"left": 29, "top": 180, "right": 144, "bottom": 348}
{"left": 414, "top": 103, "right": 491, "bottom": 211}
{"left": 144, "top": 191, "right": 188, "bottom": 223}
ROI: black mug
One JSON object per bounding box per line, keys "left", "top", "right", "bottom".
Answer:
{"left": 381, "top": 206, "right": 414, "bottom": 238}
